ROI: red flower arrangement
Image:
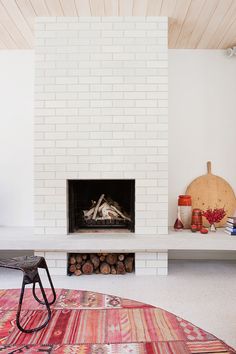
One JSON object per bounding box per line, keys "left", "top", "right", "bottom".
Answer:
{"left": 202, "top": 207, "right": 226, "bottom": 224}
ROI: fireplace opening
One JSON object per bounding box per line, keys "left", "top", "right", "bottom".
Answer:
{"left": 68, "top": 179, "right": 135, "bottom": 233}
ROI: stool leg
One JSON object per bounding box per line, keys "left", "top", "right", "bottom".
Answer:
{"left": 32, "top": 264, "right": 56, "bottom": 306}
{"left": 44, "top": 264, "right": 56, "bottom": 305}
{"left": 16, "top": 279, "right": 26, "bottom": 331}
{"left": 16, "top": 275, "right": 52, "bottom": 333}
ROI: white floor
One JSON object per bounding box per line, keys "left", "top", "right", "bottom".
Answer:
{"left": 0, "top": 260, "right": 236, "bottom": 350}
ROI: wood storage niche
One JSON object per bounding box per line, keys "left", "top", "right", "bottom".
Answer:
{"left": 68, "top": 253, "right": 135, "bottom": 276}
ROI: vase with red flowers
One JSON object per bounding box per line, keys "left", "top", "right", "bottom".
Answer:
{"left": 202, "top": 208, "right": 226, "bottom": 232}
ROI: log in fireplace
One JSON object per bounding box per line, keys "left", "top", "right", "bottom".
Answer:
{"left": 68, "top": 179, "right": 135, "bottom": 233}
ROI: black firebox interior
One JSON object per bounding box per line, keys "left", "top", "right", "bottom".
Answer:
{"left": 68, "top": 179, "right": 135, "bottom": 233}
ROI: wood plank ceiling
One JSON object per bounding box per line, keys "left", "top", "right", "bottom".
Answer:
{"left": 0, "top": 0, "right": 236, "bottom": 49}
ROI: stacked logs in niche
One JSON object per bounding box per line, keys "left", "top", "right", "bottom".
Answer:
{"left": 68, "top": 253, "right": 134, "bottom": 276}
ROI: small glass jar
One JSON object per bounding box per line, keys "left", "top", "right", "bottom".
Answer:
{"left": 178, "top": 195, "right": 192, "bottom": 229}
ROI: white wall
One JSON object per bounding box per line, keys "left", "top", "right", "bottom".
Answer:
{"left": 0, "top": 49, "right": 236, "bottom": 228}
{"left": 0, "top": 51, "right": 34, "bottom": 226}
{"left": 169, "top": 49, "right": 236, "bottom": 226}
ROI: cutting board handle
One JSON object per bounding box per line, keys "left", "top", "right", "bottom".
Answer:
{"left": 207, "top": 161, "right": 212, "bottom": 174}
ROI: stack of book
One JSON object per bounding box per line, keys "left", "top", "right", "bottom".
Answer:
{"left": 225, "top": 217, "right": 236, "bottom": 235}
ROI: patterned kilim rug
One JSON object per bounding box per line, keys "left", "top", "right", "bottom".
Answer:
{"left": 0, "top": 288, "right": 235, "bottom": 354}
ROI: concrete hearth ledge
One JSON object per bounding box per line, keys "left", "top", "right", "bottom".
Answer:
{"left": 0, "top": 227, "right": 235, "bottom": 252}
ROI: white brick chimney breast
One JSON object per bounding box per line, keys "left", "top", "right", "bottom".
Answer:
{"left": 34, "top": 16, "right": 168, "bottom": 238}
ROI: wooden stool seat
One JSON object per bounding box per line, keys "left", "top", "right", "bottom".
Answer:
{"left": 0, "top": 255, "right": 56, "bottom": 333}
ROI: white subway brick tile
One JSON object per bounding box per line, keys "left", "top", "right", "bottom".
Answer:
{"left": 146, "top": 260, "right": 168, "bottom": 268}
{"left": 55, "top": 187, "right": 66, "bottom": 194}
{"left": 67, "top": 132, "right": 89, "bottom": 140}
{"left": 113, "top": 163, "right": 134, "bottom": 171}
{"left": 102, "top": 172, "right": 124, "bottom": 178}
{"left": 78, "top": 140, "right": 100, "bottom": 148}
{"left": 34, "top": 227, "right": 45, "bottom": 235}
{"left": 67, "top": 163, "right": 89, "bottom": 171}
{"left": 55, "top": 156, "right": 77, "bottom": 164}
{"left": 45, "top": 148, "right": 66, "bottom": 156}
{"left": 90, "top": 100, "right": 112, "bottom": 108}
{"left": 124, "top": 107, "right": 146, "bottom": 116}
{"left": 55, "top": 77, "right": 77, "bottom": 84}
{"left": 113, "top": 100, "right": 134, "bottom": 108}
{"left": 124, "top": 92, "right": 146, "bottom": 99}
{"left": 90, "top": 132, "right": 112, "bottom": 139}
{"left": 157, "top": 268, "right": 168, "bottom": 276}
{"left": 136, "top": 268, "right": 157, "bottom": 276}
{"left": 101, "top": 107, "right": 124, "bottom": 116}
{"left": 35, "top": 187, "right": 55, "bottom": 196}
{"left": 158, "top": 180, "right": 168, "bottom": 187}
{"left": 158, "top": 252, "right": 168, "bottom": 260}
{"left": 124, "top": 140, "right": 146, "bottom": 147}
{"left": 45, "top": 259, "right": 56, "bottom": 267}
{"left": 135, "top": 253, "right": 157, "bottom": 260}
{"left": 45, "top": 85, "right": 65, "bottom": 93}
{"left": 139, "top": 227, "right": 158, "bottom": 234}
{"left": 49, "top": 267, "right": 67, "bottom": 276}
{"left": 35, "top": 101, "right": 44, "bottom": 108}
{"left": 34, "top": 196, "right": 44, "bottom": 203}
{"left": 35, "top": 203, "right": 55, "bottom": 212}
{"left": 101, "top": 155, "right": 123, "bottom": 163}
{"left": 34, "top": 148, "right": 44, "bottom": 157}
{"left": 102, "top": 17, "right": 122, "bottom": 22}
{"left": 45, "top": 180, "right": 65, "bottom": 188}
{"left": 45, "top": 164, "right": 66, "bottom": 172}
{"left": 56, "top": 259, "right": 67, "bottom": 268}
{"left": 146, "top": 260, "right": 158, "bottom": 268}
{"left": 36, "top": 108, "right": 55, "bottom": 116}
{"left": 135, "top": 260, "right": 146, "bottom": 268}
{"left": 44, "top": 132, "right": 66, "bottom": 140}
{"left": 157, "top": 226, "right": 168, "bottom": 234}
{"left": 124, "top": 76, "right": 146, "bottom": 84}
{"left": 77, "top": 171, "right": 102, "bottom": 179}
{"left": 78, "top": 156, "right": 100, "bottom": 164}
{"left": 136, "top": 179, "right": 157, "bottom": 187}
{"left": 45, "top": 211, "right": 65, "bottom": 219}
{"left": 35, "top": 172, "right": 55, "bottom": 180}
{"left": 113, "top": 22, "right": 135, "bottom": 30}
{"left": 113, "top": 84, "right": 135, "bottom": 91}
{"left": 103, "top": 31, "right": 123, "bottom": 38}
{"left": 55, "top": 141, "right": 77, "bottom": 148}
{"left": 56, "top": 219, "right": 66, "bottom": 227}
{"left": 137, "top": 195, "right": 158, "bottom": 203}
{"left": 45, "top": 227, "right": 66, "bottom": 235}
{"left": 90, "top": 164, "right": 112, "bottom": 172}
{"left": 158, "top": 147, "right": 168, "bottom": 155}
{"left": 35, "top": 180, "right": 44, "bottom": 188}
{"left": 101, "top": 140, "right": 123, "bottom": 147}
{"left": 124, "top": 171, "right": 145, "bottom": 179}
{"left": 67, "top": 148, "right": 89, "bottom": 155}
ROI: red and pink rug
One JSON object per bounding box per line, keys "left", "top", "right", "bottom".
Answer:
{"left": 0, "top": 288, "right": 235, "bottom": 353}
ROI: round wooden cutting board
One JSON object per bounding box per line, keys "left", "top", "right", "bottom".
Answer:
{"left": 186, "top": 161, "right": 236, "bottom": 227}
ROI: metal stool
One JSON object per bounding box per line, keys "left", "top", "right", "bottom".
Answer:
{"left": 0, "top": 256, "right": 56, "bottom": 333}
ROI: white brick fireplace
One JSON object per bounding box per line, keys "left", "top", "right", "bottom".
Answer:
{"left": 34, "top": 16, "right": 168, "bottom": 275}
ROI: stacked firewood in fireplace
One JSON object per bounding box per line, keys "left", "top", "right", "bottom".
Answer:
{"left": 82, "top": 194, "right": 131, "bottom": 226}
{"left": 68, "top": 253, "right": 134, "bottom": 275}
